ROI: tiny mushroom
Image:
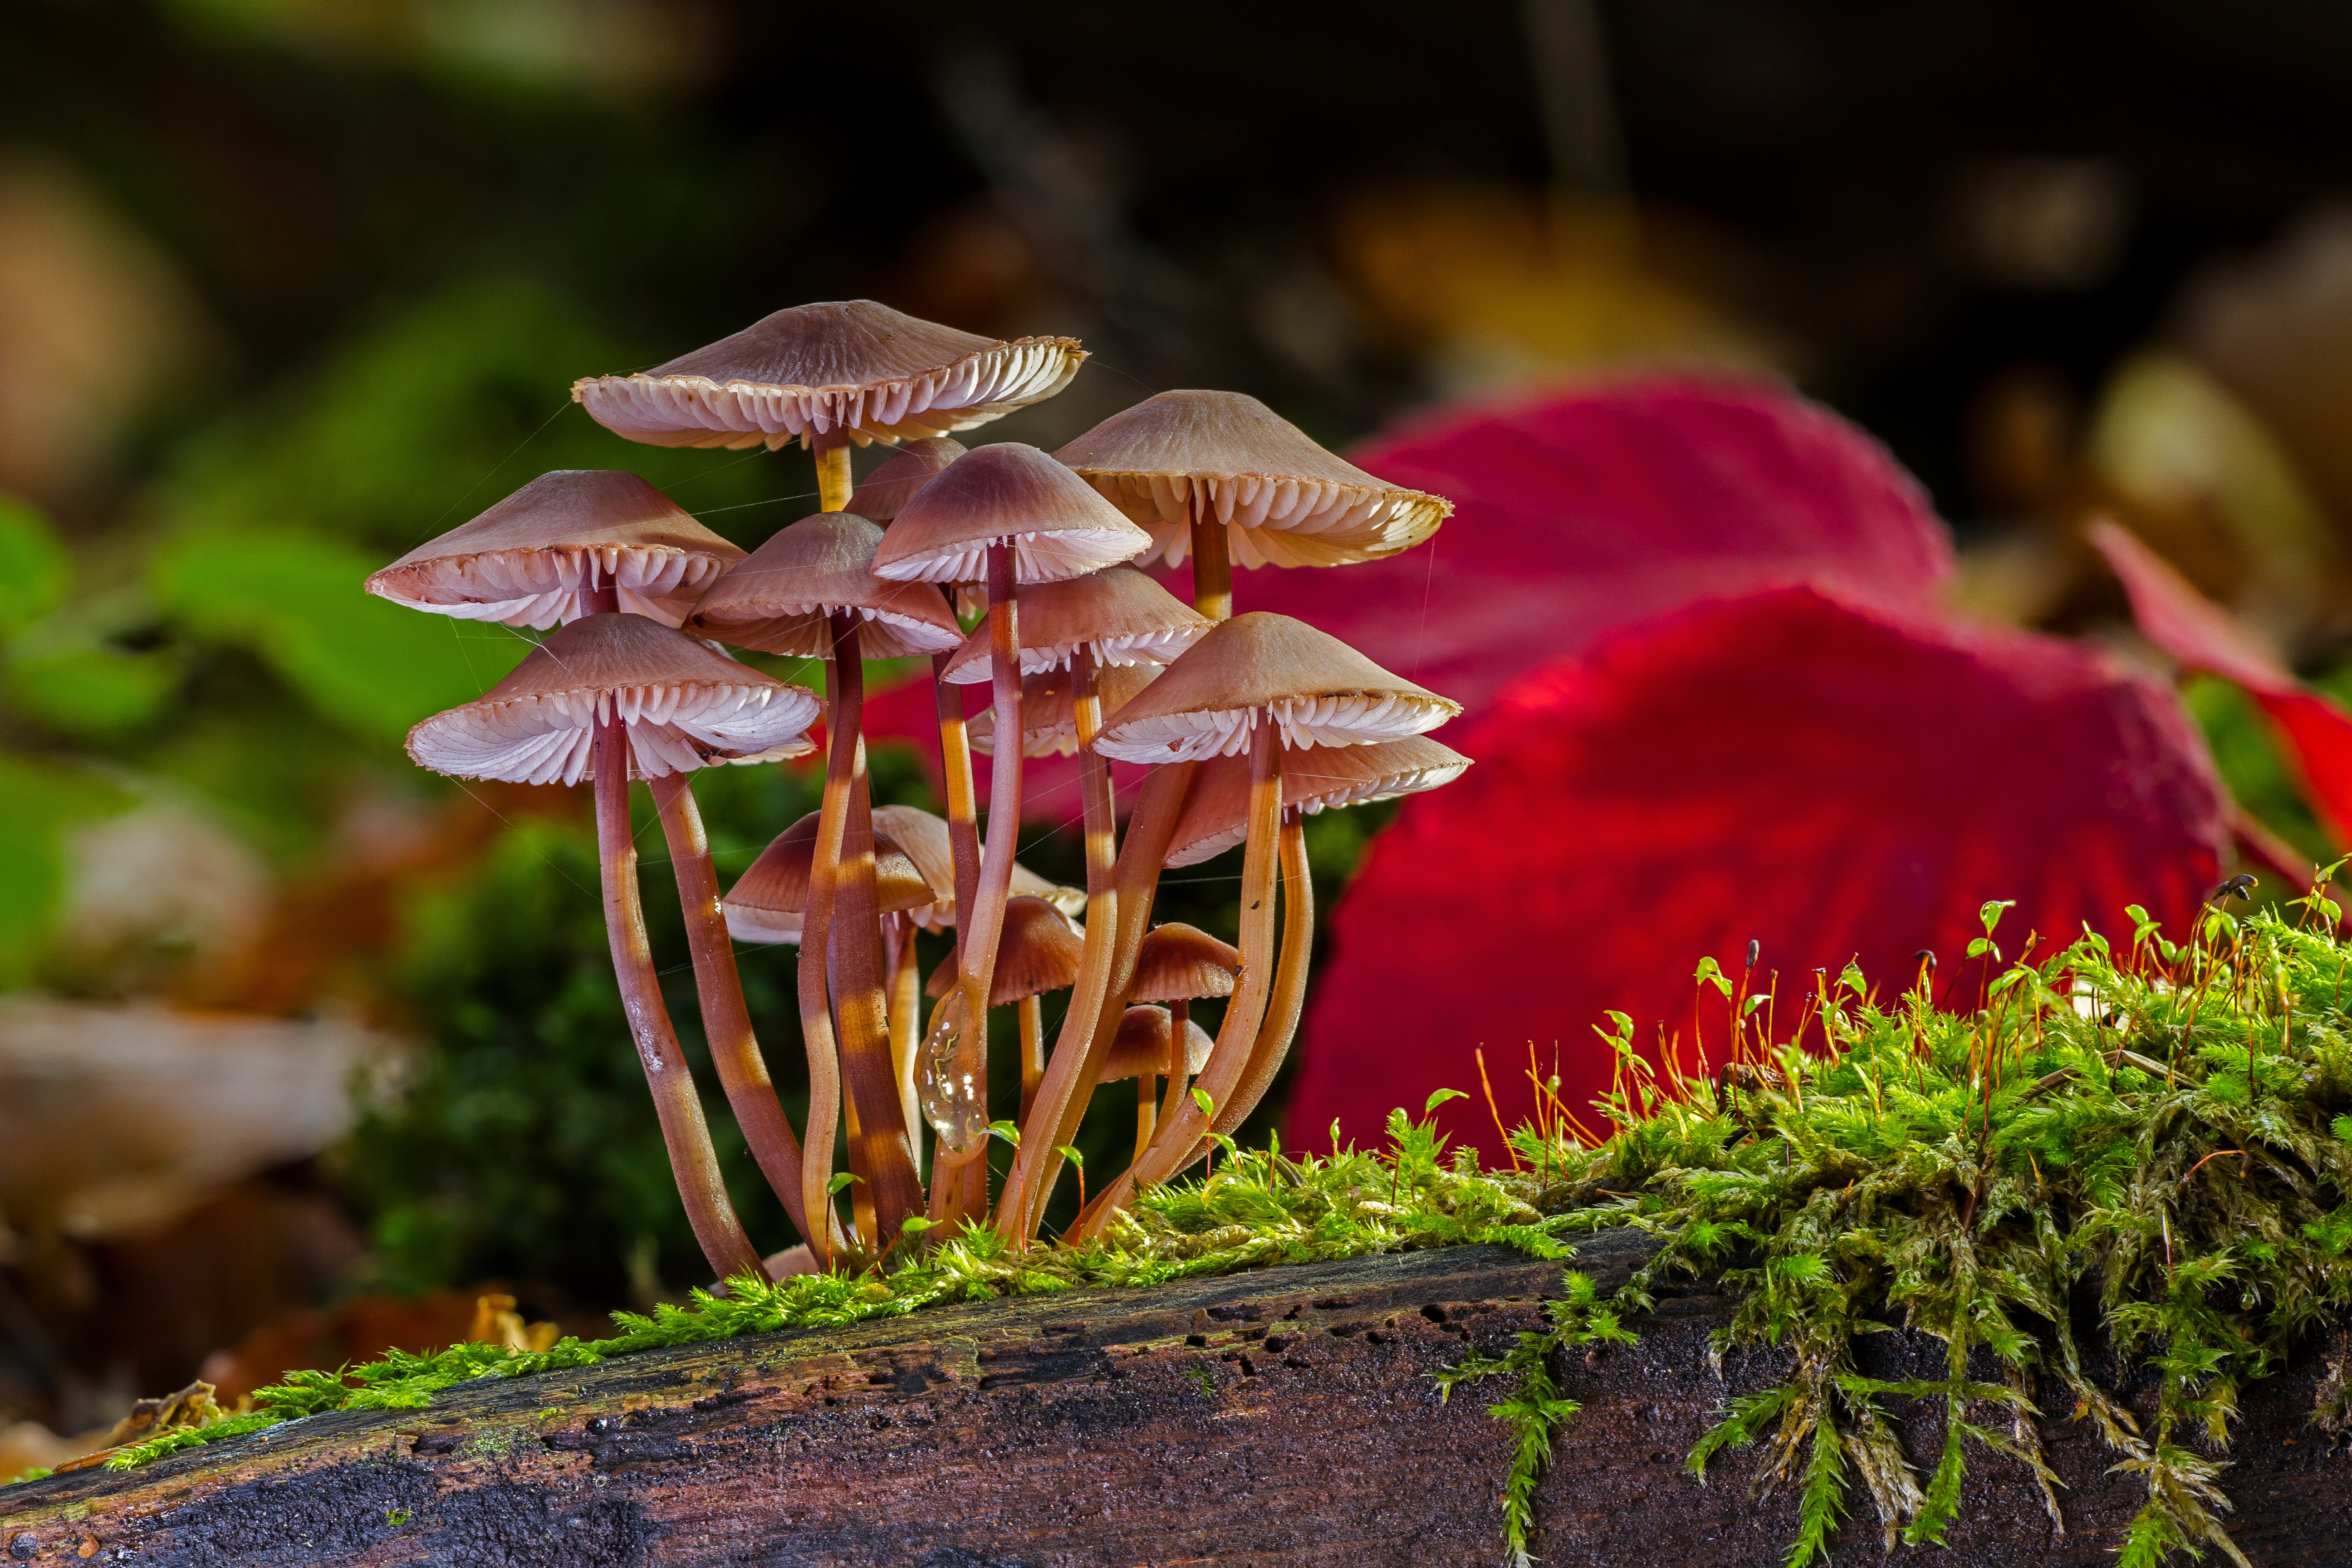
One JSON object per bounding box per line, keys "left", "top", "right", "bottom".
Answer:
{"left": 720, "top": 810, "right": 937, "bottom": 946}
{"left": 406, "top": 613, "right": 821, "bottom": 1282}
{"left": 846, "top": 436, "right": 968, "bottom": 522}
{"left": 1124, "top": 922, "right": 1239, "bottom": 1157}
{"left": 967, "top": 663, "right": 1161, "bottom": 758}
{"left": 1100, "top": 1005, "right": 1216, "bottom": 1161}
{"left": 365, "top": 469, "right": 744, "bottom": 628}
{"left": 924, "top": 895, "right": 1085, "bottom": 1124}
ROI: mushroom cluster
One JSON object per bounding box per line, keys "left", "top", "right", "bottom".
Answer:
{"left": 369, "top": 298, "right": 1469, "bottom": 1277}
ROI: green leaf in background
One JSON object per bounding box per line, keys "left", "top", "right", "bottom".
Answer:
{"left": 5, "top": 647, "right": 182, "bottom": 738}
{"left": 0, "top": 755, "right": 132, "bottom": 989}
{"left": 151, "top": 529, "right": 529, "bottom": 743}
{"left": 0, "top": 496, "right": 72, "bottom": 636}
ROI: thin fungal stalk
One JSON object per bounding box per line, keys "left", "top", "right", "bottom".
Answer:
{"left": 1213, "top": 812, "right": 1313, "bottom": 1138}
{"left": 997, "top": 758, "right": 1197, "bottom": 1242}
{"left": 1018, "top": 995, "right": 1045, "bottom": 1123}
{"left": 1076, "top": 724, "right": 1281, "bottom": 1238}
{"left": 827, "top": 611, "right": 926, "bottom": 1253}
{"left": 591, "top": 709, "right": 764, "bottom": 1285}
{"left": 885, "top": 916, "right": 925, "bottom": 1183}
{"left": 1189, "top": 491, "right": 1233, "bottom": 620}
{"left": 926, "top": 647, "right": 984, "bottom": 1221}
{"left": 794, "top": 661, "right": 850, "bottom": 1269}
{"left": 930, "top": 542, "right": 1023, "bottom": 1217}
{"left": 1133, "top": 1075, "right": 1155, "bottom": 1164}
{"left": 647, "top": 774, "right": 818, "bottom": 1251}
{"left": 1156, "top": 998, "right": 1193, "bottom": 1133}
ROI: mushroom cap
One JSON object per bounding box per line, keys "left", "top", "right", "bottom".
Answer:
{"left": 406, "top": 613, "right": 819, "bottom": 787}
{"left": 846, "top": 436, "right": 967, "bottom": 522}
{"left": 1099, "top": 1004, "right": 1215, "bottom": 1082}
{"left": 1129, "top": 922, "right": 1241, "bottom": 1002}
{"left": 1164, "top": 734, "right": 1473, "bottom": 867}
{"left": 684, "top": 512, "right": 961, "bottom": 659}
{"left": 939, "top": 565, "right": 1210, "bottom": 685}
{"left": 873, "top": 804, "right": 1084, "bottom": 931}
{"left": 366, "top": 470, "right": 745, "bottom": 630}
{"left": 1092, "top": 612, "right": 1461, "bottom": 764}
{"left": 922, "top": 896, "right": 1084, "bottom": 1005}
{"left": 870, "top": 442, "right": 1153, "bottom": 587}
{"left": 721, "top": 810, "right": 937, "bottom": 946}
{"left": 1054, "top": 390, "right": 1450, "bottom": 569}
{"left": 969, "top": 662, "right": 1161, "bottom": 758}
{"left": 571, "top": 301, "right": 1084, "bottom": 451}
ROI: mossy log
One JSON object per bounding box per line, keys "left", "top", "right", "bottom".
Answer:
{"left": 6, "top": 1231, "right": 2352, "bottom": 1566}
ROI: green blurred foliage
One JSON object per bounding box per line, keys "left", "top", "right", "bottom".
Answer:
{"left": 0, "top": 755, "right": 132, "bottom": 989}
{"left": 0, "top": 497, "right": 71, "bottom": 635}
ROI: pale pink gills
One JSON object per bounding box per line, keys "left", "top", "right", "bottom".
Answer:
{"left": 405, "top": 614, "right": 819, "bottom": 787}
{"left": 846, "top": 436, "right": 967, "bottom": 522}
{"left": 870, "top": 442, "right": 1153, "bottom": 586}
{"left": 940, "top": 565, "right": 1209, "bottom": 685}
{"left": 968, "top": 663, "right": 1161, "bottom": 758}
{"left": 571, "top": 302, "right": 1083, "bottom": 451}
{"left": 1100, "top": 1004, "right": 1215, "bottom": 1082}
{"left": 1055, "top": 390, "right": 1450, "bottom": 569}
{"left": 721, "top": 810, "right": 936, "bottom": 946}
{"left": 365, "top": 470, "right": 744, "bottom": 629}
{"left": 872, "top": 804, "right": 1080, "bottom": 931}
{"left": 1127, "top": 922, "right": 1241, "bottom": 1003}
{"left": 1091, "top": 612, "right": 1460, "bottom": 764}
{"left": 1162, "top": 734, "right": 1472, "bottom": 867}
{"left": 685, "top": 512, "right": 961, "bottom": 659}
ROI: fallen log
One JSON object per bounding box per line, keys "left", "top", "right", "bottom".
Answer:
{"left": 5, "top": 1230, "right": 2350, "bottom": 1566}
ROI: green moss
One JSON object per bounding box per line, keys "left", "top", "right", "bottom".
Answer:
{"left": 44, "top": 894, "right": 2352, "bottom": 1568}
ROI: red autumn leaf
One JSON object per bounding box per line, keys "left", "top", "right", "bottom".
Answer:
{"left": 1235, "top": 376, "right": 1957, "bottom": 717}
{"left": 2092, "top": 518, "right": 2352, "bottom": 843}
{"left": 1284, "top": 587, "right": 2228, "bottom": 1156}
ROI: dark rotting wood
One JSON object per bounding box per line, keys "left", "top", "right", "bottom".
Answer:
{"left": 5, "top": 1232, "right": 2351, "bottom": 1565}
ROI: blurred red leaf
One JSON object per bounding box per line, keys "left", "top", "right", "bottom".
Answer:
{"left": 1237, "top": 376, "right": 1957, "bottom": 716}
{"left": 2093, "top": 518, "right": 2352, "bottom": 842}
{"left": 1284, "top": 587, "right": 2228, "bottom": 1154}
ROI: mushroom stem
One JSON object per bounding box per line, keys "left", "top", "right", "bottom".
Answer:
{"left": 591, "top": 710, "right": 764, "bottom": 1286}
{"left": 824, "top": 611, "right": 926, "bottom": 1253}
{"left": 995, "top": 758, "right": 1197, "bottom": 1242}
{"left": 813, "top": 440, "right": 854, "bottom": 514}
{"left": 647, "top": 773, "right": 818, "bottom": 1252}
{"left": 1215, "top": 812, "right": 1314, "bottom": 1138}
{"left": 885, "top": 916, "right": 925, "bottom": 1184}
{"left": 933, "top": 543, "right": 1023, "bottom": 1205}
{"left": 1134, "top": 1076, "right": 1156, "bottom": 1165}
{"left": 1156, "top": 998, "right": 1192, "bottom": 1138}
{"left": 1018, "top": 995, "right": 1044, "bottom": 1123}
{"left": 1076, "top": 725, "right": 1281, "bottom": 1239}
{"left": 1188, "top": 500, "right": 1232, "bottom": 621}
{"left": 926, "top": 650, "right": 986, "bottom": 1228}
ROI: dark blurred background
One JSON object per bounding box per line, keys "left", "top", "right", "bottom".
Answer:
{"left": 6, "top": 0, "right": 2352, "bottom": 1473}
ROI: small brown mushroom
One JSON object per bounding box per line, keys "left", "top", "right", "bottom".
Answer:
{"left": 721, "top": 812, "right": 936, "bottom": 946}
{"left": 1101, "top": 1005, "right": 1216, "bottom": 1160}
{"left": 1123, "top": 924, "right": 1238, "bottom": 1159}
{"left": 846, "top": 436, "right": 968, "bottom": 522}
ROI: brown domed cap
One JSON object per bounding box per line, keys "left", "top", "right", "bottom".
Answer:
{"left": 1093, "top": 612, "right": 1460, "bottom": 764}
{"left": 940, "top": 565, "right": 1209, "bottom": 686}
{"left": 870, "top": 443, "right": 1152, "bottom": 587}
{"left": 1055, "top": 391, "right": 1450, "bottom": 569}
{"left": 721, "top": 809, "right": 937, "bottom": 945}
{"left": 406, "top": 613, "right": 820, "bottom": 787}
{"left": 846, "top": 437, "right": 967, "bottom": 521}
{"left": 924, "top": 896, "right": 1082, "bottom": 1004}
{"left": 572, "top": 302, "right": 1084, "bottom": 451}
{"left": 1165, "top": 734, "right": 1472, "bottom": 867}
{"left": 1129, "top": 922, "right": 1241, "bottom": 1002}
{"left": 877, "top": 804, "right": 1080, "bottom": 931}
{"left": 684, "top": 512, "right": 960, "bottom": 659}
{"left": 1099, "top": 1004, "right": 1214, "bottom": 1082}
{"left": 969, "top": 662, "right": 1160, "bottom": 758}
{"left": 367, "top": 470, "right": 745, "bottom": 630}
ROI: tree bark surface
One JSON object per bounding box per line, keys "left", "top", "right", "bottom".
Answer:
{"left": 6, "top": 1231, "right": 2352, "bottom": 1566}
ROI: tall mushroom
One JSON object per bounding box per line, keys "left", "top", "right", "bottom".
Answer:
{"left": 1073, "top": 613, "right": 1460, "bottom": 1233}
{"left": 367, "top": 473, "right": 835, "bottom": 1259}
{"left": 1124, "top": 925, "right": 1239, "bottom": 1158}
{"left": 405, "top": 613, "right": 820, "bottom": 1283}
{"left": 869, "top": 444, "right": 1152, "bottom": 1207}
{"left": 1054, "top": 390, "right": 1450, "bottom": 620}
{"left": 686, "top": 510, "right": 963, "bottom": 1254}
{"left": 924, "top": 896, "right": 1086, "bottom": 1126}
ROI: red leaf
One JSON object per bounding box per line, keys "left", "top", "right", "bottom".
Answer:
{"left": 1283, "top": 587, "right": 2227, "bottom": 1156}
{"left": 1233, "top": 376, "right": 1956, "bottom": 717}
{"left": 2091, "top": 518, "right": 2352, "bottom": 841}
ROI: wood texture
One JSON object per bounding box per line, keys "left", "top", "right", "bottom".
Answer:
{"left": 6, "top": 1233, "right": 2352, "bottom": 1566}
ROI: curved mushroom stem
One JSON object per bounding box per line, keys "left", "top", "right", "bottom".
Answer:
{"left": 1075, "top": 725, "right": 1281, "bottom": 1240}
{"left": 1134, "top": 1077, "right": 1156, "bottom": 1165}
{"left": 1214, "top": 812, "right": 1313, "bottom": 1137}
{"left": 1156, "top": 998, "right": 1192, "bottom": 1142}
{"left": 925, "top": 647, "right": 982, "bottom": 1225}
{"left": 1189, "top": 495, "right": 1232, "bottom": 621}
{"left": 885, "top": 916, "right": 925, "bottom": 1184}
{"left": 592, "top": 712, "right": 764, "bottom": 1286}
{"left": 1017, "top": 995, "right": 1045, "bottom": 1123}
{"left": 929, "top": 542, "right": 1023, "bottom": 1219}
{"left": 647, "top": 773, "right": 816, "bottom": 1251}
{"left": 995, "top": 758, "right": 1197, "bottom": 1243}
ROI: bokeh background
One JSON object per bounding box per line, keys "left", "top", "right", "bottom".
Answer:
{"left": 7, "top": 0, "right": 2352, "bottom": 1473}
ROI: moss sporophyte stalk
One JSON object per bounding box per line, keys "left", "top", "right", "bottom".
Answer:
{"left": 40, "top": 893, "right": 2352, "bottom": 1568}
